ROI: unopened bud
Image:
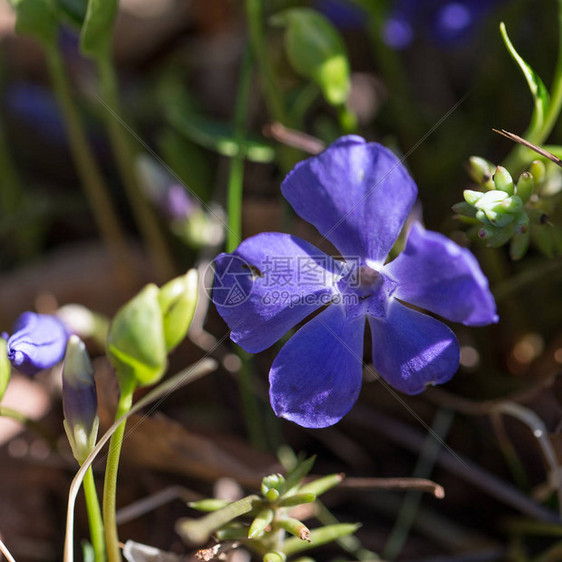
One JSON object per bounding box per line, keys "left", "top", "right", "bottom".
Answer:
{"left": 158, "top": 269, "right": 198, "bottom": 353}
{"left": 261, "top": 473, "right": 285, "bottom": 497}
{"left": 516, "top": 172, "right": 535, "bottom": 203}
{"left": 468, "top": 156, "right": 495, "bottom": 185}
{"left": 0, "top": 337, "right": 10, "bottom": 402}
{"left": 529, "top": 160, "right": 546, "bottom": 184}
{"left": 493, "top": 166, "right": 514, "bottom": 195}
{"left": 62, "top": 336, "right": 99, "bottom": 464}
{"left": 107, "top": 284, "right": 167, "bottom": 389}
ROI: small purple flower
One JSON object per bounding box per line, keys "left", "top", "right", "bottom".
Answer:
{"left": 4, "top": 312, "right": 68, "bottom": 376}
{"left": 213, "top": 136, "right": 497, "bottom": 428}
{"left": 382, "top": 0, "right": 508, "bottom": 49}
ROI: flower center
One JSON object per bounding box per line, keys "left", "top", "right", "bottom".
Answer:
{"left": 337, "top": 264, "right": 395, "bottom": 319}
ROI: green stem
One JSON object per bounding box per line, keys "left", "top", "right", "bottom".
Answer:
{"left": 540, "top": 0, "right": 562, "bottom": 140}
{"left": 227, "top": 46, "right": 252, "bottom": 252}
{"left": 102, "top": 382, "right": 134, "bottom": 562}
{"left": 245, "top": 0, "right": 288, "bottom": 125}
{"left": 44, "top": 47, "right": 134, "bottom": 292}
{"left": 226, "top": 47, "right": 268, "bottom": 449}
{"left": 96, "top": 56, "right": 176, "bottom": 283}
{"left": 82, "top": 467, "right": 106, "bottom": 562}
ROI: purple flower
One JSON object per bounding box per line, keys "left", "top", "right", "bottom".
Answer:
{"left": 213, "top": 136, "right": 497, "bottom": 428}
{"left": 4, "top": 312, "right": 68, "bottom": 376}
{"left": 383, "top": 0, "right": 508, "bottom": 49}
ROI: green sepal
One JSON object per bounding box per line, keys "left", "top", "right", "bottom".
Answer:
{"left": 0, "top": 338, "right": 11, "bottom": 402}
{"left": 272, "top": 8, "right": 351, "bottom": 106}
{"left": 80, "top": 0, "right": 118, "bottom": 59}
{"left": 107, "top": 284, "right": 167, "bottom": 389}
{"left": 158, "top": 269, "right": 198, "bottom": 353}
{"left": 248, "top": 508, "right": 275, "bottom": 539}
{"left": 11, "top": 0, "right": 59, "bottom": 47}
{"left": 283, "top": 523, "right": 360, "bottom": 556}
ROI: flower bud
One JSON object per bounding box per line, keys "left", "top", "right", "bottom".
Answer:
{"left": 468, "top": 156, "right": 495, "bottom": 185}
{"left": 272, "top": 8, "right": 351, "bottom": 106}
{"left": 261, "top": 473, "right": 285, "bottom": 497}
{"left": 6, "top": 312, "right": 68, "bottom": 376}
{"left": 0, "top": 337, "right": 10, "bottom": 402}
{"left": 158, "top": 269, "right": 198, "bottom": 353}
{"left": 516, "top": 172, "right": 535, "bottom": 203}
{"left": 493, "top": 166, "right": 514, "bottom": 195}
{"left": 107, "top": 284, "right": 167, "bottom": 389}
{"left": 529, "top": 160, "right": 546, "bottom": 184}
{"left": 62, "top": 335, "right": 99, "bottom": 463}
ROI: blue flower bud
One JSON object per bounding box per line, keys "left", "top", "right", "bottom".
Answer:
{"left": 6, "top": 312, "right": 68, "bottom": 376}
{"left": 62, "top": 335, "right": 99, "bottom": 463}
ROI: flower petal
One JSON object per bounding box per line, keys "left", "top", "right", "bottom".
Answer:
{"left": 384, "top": 223, "right": 498, "bottom": 326}
{"left": 281, "top": 136, "right": 417, "bottom": 263}
{"left": 269, "top": 305, "right": 365, "bottom": 428}
{"left": 369, "top": 300, "right": 460, "bottom": 395}
{"left": 213, "top": 233, "right": 345, "bottom": 353}
{"left": 7, "top": 312, "right": 68, "bottom": 376}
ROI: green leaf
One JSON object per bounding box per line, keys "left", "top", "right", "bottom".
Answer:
{"left": 11, "top": 0, "right": 58, "bottom": 47}
{"left": 282, "top": 455, "right": 316, "bottom": 494}
{"left": 80, "top": 0, "right": 118, "bottom": 59}
{"left": 0, "top": 338, "right": 11, "bottom": 402}
{"left": 500, "top": 22, "right": 550, "bottom": 138}
{"left": 107, "top": 284, "right": 167, "bottom": 388}
{"left": 166, "top": 107, "right": 275, "bottom": 163}
{"left": 272, "top": 8, "right": 351, "bottom": 106}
